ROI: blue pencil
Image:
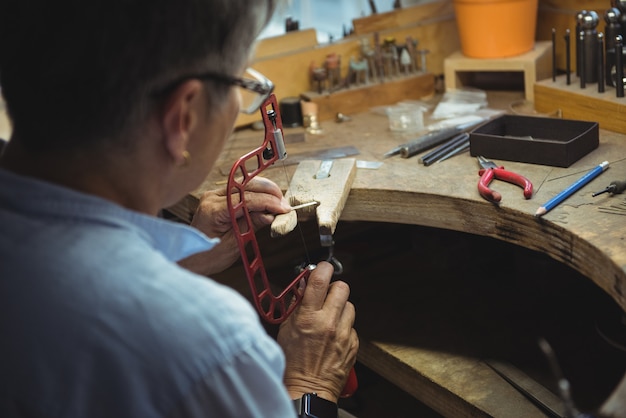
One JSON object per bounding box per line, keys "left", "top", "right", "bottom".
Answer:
{"left": 535, "top": 161, "right": 609, "bottom": 217}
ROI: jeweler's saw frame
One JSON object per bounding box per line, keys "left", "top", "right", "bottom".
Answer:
{"left": 226, "top": 94, "right": 312, "bottom": 325}
{"left": 226, "top": 94, "right": 357, "bottom": 397}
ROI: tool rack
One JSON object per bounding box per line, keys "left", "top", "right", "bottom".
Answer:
{"left": 534, "top": 74, "right": 626, "bottom": 135}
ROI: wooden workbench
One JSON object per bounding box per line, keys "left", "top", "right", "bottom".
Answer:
{"left": 169, "top": 91, "right": 626, "bottom": 417}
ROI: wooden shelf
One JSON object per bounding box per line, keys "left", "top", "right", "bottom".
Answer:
{"left": 534, "top": 74, "right": 626, "bottom": 135}
{"left": 300, "top": 72, "right": 435, "bottom": 122}
{"left": 444, "top": 41, "right": 552, "bottom": 102}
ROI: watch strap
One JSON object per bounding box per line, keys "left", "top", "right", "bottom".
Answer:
{"left": 293, "top": 393, "right": 338, "bottom": 418}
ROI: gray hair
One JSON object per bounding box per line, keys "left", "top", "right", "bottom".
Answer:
{"left": 0, "top": 0, "right": 276, "bottom": 152}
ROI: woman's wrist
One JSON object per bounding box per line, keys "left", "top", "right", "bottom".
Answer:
{"left": 287, "top": 386, "right": 338, "bottom": 404}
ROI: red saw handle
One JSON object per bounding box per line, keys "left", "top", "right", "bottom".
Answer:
{"left": 341, "top": 368, "right": 358, "bottom": 397}
{"left": 227, "top": 94, "right": 357, "bottom": 397}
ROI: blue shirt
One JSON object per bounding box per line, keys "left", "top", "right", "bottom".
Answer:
{"left": 0, "top": 168, "right": 296, "bottom": 417}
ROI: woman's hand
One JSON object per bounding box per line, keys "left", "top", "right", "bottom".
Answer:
{"left": 178, "top": 177, "right": 291, "bottom": 275}
{"left": 278, "top": 262, "right": 359, "bottom": 403}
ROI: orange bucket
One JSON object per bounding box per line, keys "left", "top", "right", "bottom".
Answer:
{"left": 453, "top": 0, "right": 538, "bottom": 58}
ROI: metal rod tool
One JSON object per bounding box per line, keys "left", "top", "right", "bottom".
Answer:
{"left": 616, "top": 35, "right": 624, "bottom": 97}
{"left": 565, "top": 29, "right": 571, "bottom": 85}
{"left": 384, "top": 121, "right": 479, "bottom": 159}
{"left": 420, "top": 132, "right": 470, "bottom": 166}
{"left": 598, "top": 33, "right": 605, "bottom": 93}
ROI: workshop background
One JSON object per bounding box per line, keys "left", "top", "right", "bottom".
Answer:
{"left": 200, "top": 0, "right": 626, "bottom": 416}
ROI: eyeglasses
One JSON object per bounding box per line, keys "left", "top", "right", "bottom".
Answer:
{"left": 153, "top": 67, "right": 274, "bottom": 115}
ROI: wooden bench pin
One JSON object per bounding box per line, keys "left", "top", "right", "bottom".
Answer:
{"left": 271, "top": 158, "right": 357, "bottom": 247}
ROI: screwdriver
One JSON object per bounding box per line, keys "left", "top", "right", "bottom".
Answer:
{"left": 592, "top": 180, "right": 626, "bottom": 196}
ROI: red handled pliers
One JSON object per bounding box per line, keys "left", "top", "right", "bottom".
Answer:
{"left": 477, "top": 156, "right": 533, "bottom": 203}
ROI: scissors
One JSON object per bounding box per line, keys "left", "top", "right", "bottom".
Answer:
{"left": 477, "top": 156, "right": 533, "bottom": 203}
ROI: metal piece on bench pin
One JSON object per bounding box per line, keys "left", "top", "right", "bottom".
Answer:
{"left": 315, "top": 160, "right": 333, "bottom": 179}
{"left": 290, "top": 201, "right": 320, "bottom": 211}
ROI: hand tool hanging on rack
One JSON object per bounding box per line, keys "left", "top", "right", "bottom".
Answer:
{"left": 226, "top": 93, "right": 357, "bottom": 397}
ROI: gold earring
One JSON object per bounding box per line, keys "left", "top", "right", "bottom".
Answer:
{"left": 181, "top": 150, "right": 191, "bottom": 167}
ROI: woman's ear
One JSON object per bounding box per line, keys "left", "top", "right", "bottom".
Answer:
{"left": 159, "top": 79, "right": 204, "bottom": 165}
